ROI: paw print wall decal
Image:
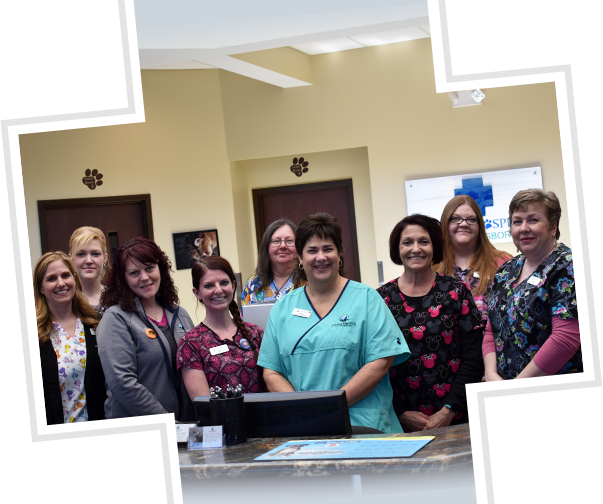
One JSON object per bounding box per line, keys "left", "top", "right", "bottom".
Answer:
{"left": 82, "top": 169, "right": 103, "bottom": 190}
{"left": 290, "top": 157, "right": 309, "bottom": 177}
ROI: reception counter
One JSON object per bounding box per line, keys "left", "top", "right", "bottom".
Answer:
{"left": 105, "top": 405, "right": 584, "bottom": 504}
{"left": 179, "top": 423, "right": 471, "bottom": 479}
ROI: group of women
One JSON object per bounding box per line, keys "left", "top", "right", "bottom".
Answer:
{"left": 36, "top": 188, "right": 582, "bottom": 433}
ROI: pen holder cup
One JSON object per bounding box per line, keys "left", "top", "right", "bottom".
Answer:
{"left": 209, "top": 396, "right": 247, "bottom": 445}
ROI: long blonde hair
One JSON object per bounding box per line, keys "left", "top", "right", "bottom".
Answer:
{"left": 69, "top": 226, "right": 109, "bottom": 282}
{"left": 34, "top": 252, "right": 99, "bottom": 346}
{"left": 434, "top": 195, "right": 511, "bottom": 296}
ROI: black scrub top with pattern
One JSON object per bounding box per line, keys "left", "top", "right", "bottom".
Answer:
{"left": 488, "top": 244, "right": 584, "bottom": 413}
{"left": 377, "top": 274, "right": 485, "bottom": 424}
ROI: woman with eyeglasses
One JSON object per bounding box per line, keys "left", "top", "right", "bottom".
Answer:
{"left": 434, "top": 196, "right": 512, "bottom": 322}
{"left": 241, "top": 218, "right": 305, "bottom": 306}
{"left": 434, "top": 194, "right": 511, "bottom": 418}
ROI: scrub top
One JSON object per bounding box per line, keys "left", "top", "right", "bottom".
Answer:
{"left": 257, "top": 280, "right": 411, "bottom": 433}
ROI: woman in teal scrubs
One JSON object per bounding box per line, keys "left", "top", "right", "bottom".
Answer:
{"left": 257, "top": 213, "right": 410, "bottom": 433}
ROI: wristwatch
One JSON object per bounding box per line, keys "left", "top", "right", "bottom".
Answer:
{"left": 444, "top": 404, "right": 457, "bottom": 415}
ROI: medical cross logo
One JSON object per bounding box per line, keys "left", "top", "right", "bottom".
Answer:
{"left": 454, "top": 177, "right": 493, "bottom": 215}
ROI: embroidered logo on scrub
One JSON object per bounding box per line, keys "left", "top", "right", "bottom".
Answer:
{"left": 146, "top": 328, "right": 157, "bottom": 339}
{"left": 332, "top": 314, "right": 356, "bottom": 327}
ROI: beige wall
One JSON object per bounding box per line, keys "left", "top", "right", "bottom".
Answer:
{"left": 219, "top": 38, "right": 566, "bottom": 283}
{"left": 20, "top": 70, "right": 236, "bottom": 321}
{"left": 20, "top": 37, "right": 566, "bottom": 318}
{"left": 232, "top": 147, "right": 375, "bottom": 285}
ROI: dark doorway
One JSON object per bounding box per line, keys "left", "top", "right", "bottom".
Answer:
{"left": 252, "top": 179, "right": 361, "bottom": 281}
{"left": 37, "top": 194, "right": 154, "bottom": 264}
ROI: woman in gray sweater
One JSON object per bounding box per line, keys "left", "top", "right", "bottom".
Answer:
{"left": 97, "top": 237, "right": 195, "bottom": 420}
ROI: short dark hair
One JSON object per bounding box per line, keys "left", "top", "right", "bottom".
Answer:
{"left": 296, "top": 213, "right": 347, "bottom": 277}
{"left": 100, "top": 237, "right": 179, "bottom": 312}
{"left": 389, "top": 214, "right": 444, "bottom": 265}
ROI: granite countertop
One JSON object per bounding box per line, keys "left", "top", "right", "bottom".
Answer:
{"left": 179, "top": 423, "right": 471, "bottom": 479}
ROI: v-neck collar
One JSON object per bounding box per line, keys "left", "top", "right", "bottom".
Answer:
{"left": 202, "top": 322, "right": 239, "bottom": 343}
{"left": 507, "top": 246, "right": 560, "bottom": 290}
{"left": 304, "top": 279, "right": 350, "bottom": 320}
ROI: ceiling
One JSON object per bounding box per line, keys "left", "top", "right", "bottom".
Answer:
{"left": 134, "top": 0, "right": 430, "bottom": 88}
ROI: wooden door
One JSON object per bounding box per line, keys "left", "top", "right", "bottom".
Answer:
{"left": 38, "top": 194, "right": 154, "bottom": 264}
{"left": 253, "top": 180, "right": 361, "bottom": 281}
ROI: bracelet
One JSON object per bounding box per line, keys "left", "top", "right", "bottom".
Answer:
{"left": 444, "top": 404, "right": 456, "bottom": 415}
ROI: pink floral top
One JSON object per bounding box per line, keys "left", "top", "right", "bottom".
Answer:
{"left": 452, "top": 256, "right": 510, "bottom": 323}
{"left": 50, "top": 318, "right": 88, "bottom": 422}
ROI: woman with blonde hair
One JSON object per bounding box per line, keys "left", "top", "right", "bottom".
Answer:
{"left": 69, "top": 226, "right": 108, "bottom": 311}
{"left": 35, "top": 251, "right": 106, "bottom": 424}
{"left": 435, "top": 195, "right": 512, "bottom": 321}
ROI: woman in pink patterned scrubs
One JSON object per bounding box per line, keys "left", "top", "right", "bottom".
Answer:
{"left": 177, "top": 257, "right": 265, "bottom": 398}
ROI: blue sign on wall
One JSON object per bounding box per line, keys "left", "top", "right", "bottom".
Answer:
{"left": 405, "top": 167, "right": 543, "bottom": 244}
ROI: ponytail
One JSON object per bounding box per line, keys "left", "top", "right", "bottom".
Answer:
{"left": 229, "top": 298, "right": 259, "bottom": 362}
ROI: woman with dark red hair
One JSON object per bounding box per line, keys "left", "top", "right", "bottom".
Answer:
{"left": 97, "top": 237, "right": 195, "bottom": 420}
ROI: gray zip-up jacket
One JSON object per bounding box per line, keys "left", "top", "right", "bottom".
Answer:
{"left": 97, "top": 298, "right": 195, "bottom": 419}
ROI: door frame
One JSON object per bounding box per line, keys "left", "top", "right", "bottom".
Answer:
{"left": 252, "top": 179, "right": 361, "bottom": 282}
{"left": 37, "top": 194, "right": 154, "bottom": 254}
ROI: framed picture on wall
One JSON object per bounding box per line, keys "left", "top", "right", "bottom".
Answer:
{"left": 172, "top": 229, "right": 220, "bottom": 270}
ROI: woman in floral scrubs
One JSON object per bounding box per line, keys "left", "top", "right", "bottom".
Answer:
{"left": 483, "top": 189, "right": 582, "bottom": 380}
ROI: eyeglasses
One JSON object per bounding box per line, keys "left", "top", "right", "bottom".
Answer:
{"left": 270, "top": 238, "right": 295, "bottom": 247}
{"left": 450, "top": 216, "right": 479, "bottom": 225}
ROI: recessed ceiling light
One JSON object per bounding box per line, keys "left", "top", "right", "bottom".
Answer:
{"left": 291, "top": 38, "right": 364, "bottom": 55}
{"left": 350, "top": 27, "right": 429, "bottom": 47}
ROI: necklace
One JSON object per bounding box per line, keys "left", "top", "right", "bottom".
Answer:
{"left": 147, "top": 304, "right": 162, "bottom": 322}
{"left": 271, "top": 274, "right": 292, "bottom": 298}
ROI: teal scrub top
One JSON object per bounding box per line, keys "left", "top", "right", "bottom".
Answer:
{"left": 257, "top": 280, "right": 410, "bottom": 433}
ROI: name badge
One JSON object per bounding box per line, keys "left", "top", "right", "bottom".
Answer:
{"left": 527, "top": 276, "right": 540, "bottom": 286}
{"left": 209, "top": 344, "right": 229, "bottom": 356}
{"left": 473, "top": 271, "right": 480, "bottom": 279}
{"left": 292, "top": 308, "right": 312, "bottom": 318}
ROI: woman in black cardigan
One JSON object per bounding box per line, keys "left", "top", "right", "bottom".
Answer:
{"left": 34, "top": 251, "right": 106, "bottom": 424}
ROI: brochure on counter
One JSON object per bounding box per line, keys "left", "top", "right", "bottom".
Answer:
{"left": 255, "top": 436, "right": 435, "bottom": 461}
